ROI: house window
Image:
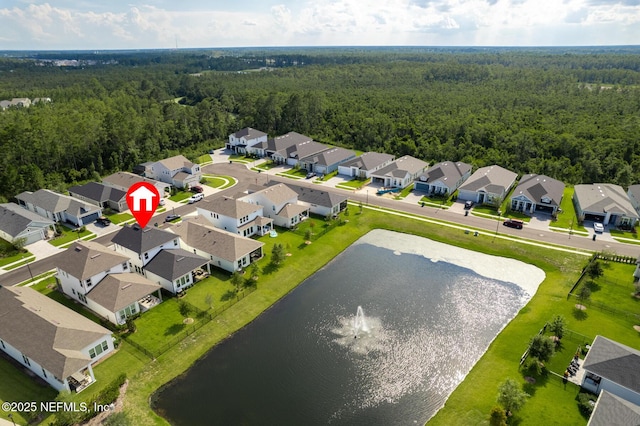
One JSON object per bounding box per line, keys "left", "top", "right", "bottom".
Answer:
{"left": 42, "top": 368, "right": 47, "bottom": 378}
{"left": 22, "top": 354, "right": 31, "bottom": 366}
{"left": 144, "top": 253, "right": 149, "bottom": 260}
{"left": 174, "top": 239, "right": 178, "bottom": 246}
{"left": 89, "top": 340, "right": 108, "bottom": 359}
{"left": 0, "top": 339, "right": 5, "bottom": 349}
{"left": 122, "top": 262, "right": 128, "bottom": 270}
{"left": 72, "top": 289, "right": 76, "bottom": 295}
{"left": 78, "top": 293, "right": 87, "bottom": 304}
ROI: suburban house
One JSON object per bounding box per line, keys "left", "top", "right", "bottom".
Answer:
{"left": 56, "top": 241, "right": 162, "bottom": 325}
{"left": 102, "top": 171, "right": 171, "bottom": 195}
{"left": 253, "top": 132, "right": 329, "bottom": 166}
{"left": 457, "top": 165, "right": 518, "bottom": 206}
{"left": 573, "top": 184, "right": 639, "bottom": 228}
{"left": 0, "top": 203, "right": 55, "bottom": 245}
{"left": 239, "top": 183, "right": 309, "bottom": 228}
{"left": 143, "top": 248, "right": 208, "bottom": 294}
{"left": 414, "top": 161, "right": 472, "bottom": 196}
{"left": 227, "top": 127, "right": 268, "bottom": 154}
{"left": 168, "top": 216, "right": 264, "bottom": 273}
{"left": 581, "top": 336, "right": 640, "bottom": 407}
{"left": 136, "top": 155, "right": 201, "bottom": 189}
{"left": 338, "top": 152, "right": 396, "bottom": 179}
{"left": 68, "top": 182, "right": 128, "bottom": 212}
{"left": 587, "top": 390, "right": 640, "bottom": 426}
{"left": 0, "top": 286, "right": 114, "bottom": 392}
{"left": 0, "top": 98, "right": 33, "bottom": 109}
{"left": 196, "top": 196, "right": 272, "bottom": 237}
{"left": 627, "top": 184, "right": 640, "bottom": 216}
{"left": 15, "top": 189, "right": 102, "bottom": 226}
{"left": 299, "top": 147, "right": 357, "bottom": 175}
{"left": 111, "top": 224, "right": 181, "bottom": 274}
{"left": 370, "top": 155, "right": 428, "bottom": 189}
{"left": 509, "top": 174, "right": 565, "bottom": 215}
{"left": 288, "top": 184, "right": 349, "bottom": 217}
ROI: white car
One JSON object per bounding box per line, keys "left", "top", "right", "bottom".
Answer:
{"left": 593, "top": 222, "right": 604, "bottom": 233}
{"left": 188, "top": 193, "right": 204, "bottom": 204}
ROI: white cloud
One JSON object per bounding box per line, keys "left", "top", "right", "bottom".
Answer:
{"left": 0, "top": 0, "right": 638, "bottom": 49}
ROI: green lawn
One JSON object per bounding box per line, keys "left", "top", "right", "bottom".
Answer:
{"left": 610, "top": 228, "right": 639, "bottom": 241}
{"left": 574, "top": 261, "right": 640, "bottom": 315}
{"left": 169, "top": 191, "right": 192, "bottom": 202}
{"left": 49, "top": 227, "right": 94, "bottom": 247}
{"left": 3, "top": 257, "right": 36, "bottom": 271}
{"left": 554, "top": 186, "right": 579, "bottom": 230}
{"left": 252, "top": 161, "right": 280, "bottom": 171}
{"left": 0, "top": 239, "right": 33, "bottom": 267}
{"left": 335, "top": 178, "right": 370, "bottom": 190}
{"left": 107, "top": 211, "right": 134, "bottom": 224}
{"left": 472, "top": 205, "right": 531, "bottom": 222}
{"left": 278, "top": 169, "right": 307, "bottom": 179}
{"left": 202, "top": 176, "right": 228, "bottom": 189}
{"left": 6, "top": 205, "right": 633, "bottom": 426}
{"left": 196, "top": 154, "right": 212, "bottom": 164}
{"left": 182, "top": 270, "right": 238, "bottom": 311}
{"left": 419, "top": 194, "right": 454, "bottom": 207}
{"left": 394, "top": 185, "right": 414, "bottom": 199}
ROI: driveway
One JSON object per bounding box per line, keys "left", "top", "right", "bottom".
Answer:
{"left": 527, "top": 213, "right": 552, "bottom": 231}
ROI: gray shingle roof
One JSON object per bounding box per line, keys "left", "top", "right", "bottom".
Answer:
{"left": 459, "top": 165, "right": 518, "bottom": 194}
{"left": 245, "top": 183, "right": 299, "bottom": 205}
{"left": 157, "top": 155, "right": 195, "bottom": 170}
{"left": 277, "top": 203, "right": 310, "bottom": 218}
{"left": 288, "top": 185, "right": 349, "bottom": 208}
{"left": 574, "top": 184, "right": 639, "bottom": 218}
{"left": 265, "top": 132, "right": 313, "bottom": 154}
{"left": 144, "top": 249, "right": 207, "bottom": 281}
{"left": 301, "top": 147, "right": 356, "bottom": 167}
{"left": 233, "top": 127, "right": 267, "bottom": 140}
{"left": 512, "top": 174, "right": 565, "bottom": 206}
{"left": 57, "top": 241, "right": 130, "bottom": 281}
{"left": 583, "top": 335, "right": 640, "bottom": 394}
{"left": 168, "top": 217, "right": 263, "bottom": 262}
{"left": 198, "top": 196, "right": 262, "bottom": 219}
{"left": 15, "top": 189, "right": 100, "bottom": 217}
{"left": 340, "top": 152, "right": 395, "bottom": 171}
{"left": 284, "top": 140, "right": 329, "bottom": 160}
{"left": 418, "top": 161, "right": 472, "bottom": 185}
{"left": 102, "top": 172, "right": 167, "bottom": 191}
{"left": 87, "top": 273, "right": 160, "bottom": 312}
{"left": 372, "top": 155, "right": 428, "bottom": 178}
{"left": 0, "top": 203, "right": 54, "bottom": 238}
{"left": 68, "top": 182, "right": 126, "bottom": 204}
{"left": 111, "top": 224, "right": 178, "bottom": 255}
{"left": 0, "top": 286, "right": 111, "bottom": 380}
{"left": 587, "top": 391, "right": 640, "bottom": 426}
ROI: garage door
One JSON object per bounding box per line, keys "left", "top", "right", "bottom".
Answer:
{"left": 81, "top": 212, "right": 101, "bottom": 225}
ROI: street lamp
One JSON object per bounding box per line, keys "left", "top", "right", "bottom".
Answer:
{"left": 366, "top": 190, "right": 369, "bottom": 205}
{"left": 493, "top": 210, "right": 501, "bottom": 242}
{"left": 8, "top": 413, "right": 16, "bottom": 426}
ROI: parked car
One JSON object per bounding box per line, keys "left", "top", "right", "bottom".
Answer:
{"left": 165, "top": 214, "right": 181, "bottom": 222}
{"left": 464, "top": 200, "right": 474, "bottom": 210}
{"left": 191, "top": 185, "right": 204, "bottom": 193}
{"left": 593, "top": 222, "right": 605, "bottom": 233}
{"left": 503, "top": 218, "right": 524, "bottom": 229}
{"left": 96, "top": 216, "right": 111, "bottom": 226}
{"left": 159, "top": 198, "right": 166, "bottom": 206}
{"left": 306, "top": 172, "right": 316, "bottom": 179}
{"left": 189, "top": 193, "right": 204, "bottom": 204}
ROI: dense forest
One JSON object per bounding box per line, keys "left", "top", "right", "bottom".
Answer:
{"left": 0, "top": 47, "right": 639, "bottom": 201}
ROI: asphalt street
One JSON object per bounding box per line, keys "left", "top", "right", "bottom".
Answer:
{"left": 1, "top": 162, "right": 637, "bottom": 287}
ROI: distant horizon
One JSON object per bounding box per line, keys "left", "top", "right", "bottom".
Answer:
{"left": 2, "top": 1, "right": 639, "bottom": 50}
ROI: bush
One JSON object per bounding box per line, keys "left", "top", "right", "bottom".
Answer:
{"left": 577, "top": 392, "right": 597, "bottom": 417}
{"left": 489, "top": 405, "right": 507, "bottom": 426}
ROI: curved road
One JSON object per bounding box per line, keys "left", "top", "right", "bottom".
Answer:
{"left": 1, "top": 162, "right": 637, "bottom": 287}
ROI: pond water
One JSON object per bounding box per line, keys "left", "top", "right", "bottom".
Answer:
{"left": 153, "top": 230, "right": 544, "bottom": 425}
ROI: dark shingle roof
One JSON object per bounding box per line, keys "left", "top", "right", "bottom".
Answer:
{"left": 145, "top": 249, "right": 207, "bottom": 281}
{"left": 288, "top": 185, "right": 348, "bottom": 208}
{"left": 512, "top": 174, "right": 565, "bottom": 206}
{"left": 233, "top": 127, "right": 267, "bottom": 140}
{"left": 15, "top": 189, "right": 100, "bottom": 217}
{"left": 418, "top": 161, "right": 472, "bottom": 186}
{"left": 111, "top": 224, "right": 178, "bottom": 254}
{"left": 583, "top": 335, "right": 640, "bottom": 394}
{"left": 0, "top": 286, "right": 111, "bottom": 379}
{"left": 57, "top": 241, "right": 129, "bottom": 281}
{"left": 87, "top": 273, "right": 160, "bottom": 312}
{"left": 68, "top": 182, "right": 126, "bottom": 204}
{"left": 301, "top": 147, "right": 356, "bottom": 166}
{"left": 340, "top": 152, "right": 395, "bottom": 171}
{"left": 587, "top": 391, "right": 640, "bottom": 426}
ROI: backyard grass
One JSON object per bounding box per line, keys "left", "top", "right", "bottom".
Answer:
{"left": 554, "top": 186, "right": 579, "bottom": 230}
{"left": 181, "top": 270, "right": 238, "bottom": 311}
{"left": 6, "top": 205, "right": 635, "bottom": 426}
{"left": 48, "top": 227, "right": 94, "bottom": 247}
{"left": 572, "top": 261, "right": 640, "bottom": 315}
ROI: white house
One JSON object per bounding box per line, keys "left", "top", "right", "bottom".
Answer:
{"left": 370, "top": 155, "right": 428, "bottom": 189}
{"left": 457, "top": 165, "right": 518, "bottom": 206}
{"left": 288, "top": 184, "right": 349, "bottom": 217}
{"left": 587, "top": 390, "right": 640, "bottom": 426}
{"left": 509, "top": 174, "right": 565, "bottom": 215}
{"left": 227, "top": 127, "right": 268, "bottom": 154}
{"left": 338, "top": 152, "right": 396, "bottom": 179}
{"left": 56, "top": 241, "right": 162, "bottom": 325}
{"left": 573, "top": 184, "right": 639, "bottom": 227}
{"left": 414, "top": 161, "right": 472, "bottom": 196}
{"left": 111, "top": 224, "right": 181, "bottom": 273}
{"left": 0, "top": 203, "right": 55, "bottom": 245}
{"left": 581, "top": 336, "right": 640, "bottom": 407}
{"left": 168, "top": 216, "right": 264, "bottom": 273}
{"left": 196, "top": 196, "right": 272, "bottom": 237}
{"left": 239, "top": 183, "right": 309, "bottom": 228}
{"left": 299, "top": 147, "right": 357, "bottom": 175}
{"left": 15, "top": 189, "right": 102, "bottom": 226}
{"left": 144, "top": 248, "right": 208, "bottom": 294}
{"left": 0, "top": 286, "right": 114, "bottom": 392}
{"left": 138, "top": 155, "right": 201, "bottom": 189}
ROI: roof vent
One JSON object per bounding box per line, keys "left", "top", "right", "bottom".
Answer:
{"left": 90, "top": 253, "right": 101, "bottom": 259}
{"left": 122, "top": 284, "right": 132, "bottom": 290}
{"left": 177, "top": 257, "right": 185, "bottom": 262}
{"left": 75, "top": 247, "right": 82, "bottom": 252}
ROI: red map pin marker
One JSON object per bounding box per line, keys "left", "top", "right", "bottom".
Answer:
{"left": 126, "top": 182, "right": 160, "bottom": 228}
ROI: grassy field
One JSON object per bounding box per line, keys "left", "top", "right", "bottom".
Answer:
{"left": 3, "top": 205, "right": 635, "bottom": 426}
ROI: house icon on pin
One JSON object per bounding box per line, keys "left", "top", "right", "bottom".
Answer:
{"left": 129, "top": 185, "right": 157, "bottom": 211}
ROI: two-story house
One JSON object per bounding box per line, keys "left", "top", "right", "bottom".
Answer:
{"left": 56, "top": 241, "right": 162, "bottom": 325}
{"left": 138, "top": 155, "right": 202, "bottom": 189}
{"left": 196, "top": 196, "right": 272, "bottom": 237}
{"left": 239, "top": 183, "right": 309, "bottom": 229}
{"left": 111, "top": 224, "right": 181, "bottom": 273}
{"left": 227, "top": 127, "right": 268, "bottom": 154}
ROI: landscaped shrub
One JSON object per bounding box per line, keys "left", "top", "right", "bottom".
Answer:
{"left": 577, "top": 392, "right": 597, "bottom": 417}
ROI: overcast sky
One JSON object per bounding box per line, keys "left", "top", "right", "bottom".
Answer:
{"left": 1, "top": 0, "right": 639, "bottom": 50}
